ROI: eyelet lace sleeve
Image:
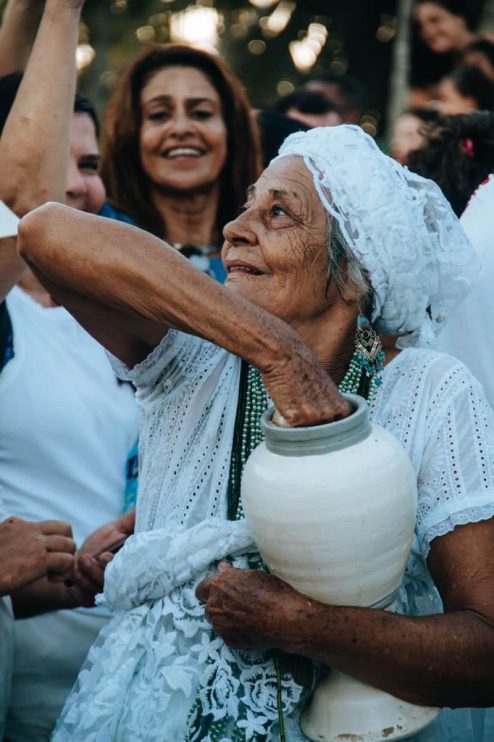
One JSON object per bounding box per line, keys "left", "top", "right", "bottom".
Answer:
{"left": 417, "top": 359, "right": 494, "bottom": 558}
{"left": 372, "top": 350, "right": 494, "bottom": 561}
{"left": 107, "top": 329, "right": 199, "bottom": 389}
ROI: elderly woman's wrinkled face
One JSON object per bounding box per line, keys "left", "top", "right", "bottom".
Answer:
{"left": 221, "top": 156, "right": 335, "bottom": 326}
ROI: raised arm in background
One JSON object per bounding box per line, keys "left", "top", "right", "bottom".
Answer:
{"left": 0, "top": 0, "right": 43, "bottom": 76}
{"left": 0, "top": 0, "right": 85, "bottom": 303}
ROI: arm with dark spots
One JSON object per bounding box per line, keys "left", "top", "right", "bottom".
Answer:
{"left": 196, "top": 519, "right": 494, "bottom": 708}
{"left": 18, "top": 204, "right": 351, "bottom": 424}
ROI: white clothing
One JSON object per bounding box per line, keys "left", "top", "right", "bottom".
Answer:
{"left": 53, "top": 331, "right": 494, "bottom": 741}
{"left": 0, "top": 287, "right": 138, "bottom": 740}
{"left": 437, "top": 175, "right": 494, "bottom": 408}
{"left": 0, "top": 501, "right": 14, "bottom": 739}
{"left": 275, "top": 126, "right": 479, "bottom": 348}
{"left": 0, "top": 597, "right": 13, "bottom": 739}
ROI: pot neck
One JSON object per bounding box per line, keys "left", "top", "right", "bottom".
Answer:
{"left": 261, "top": 393, "right": 371, "bottom": 457}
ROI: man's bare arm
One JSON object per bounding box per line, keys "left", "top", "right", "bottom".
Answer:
{"left": 0, "top": 0, "right": 43, "bottom": 76}
{"left": 0, "top": 236, "right": 24, "bottom": 300}
{"left": 0, "top": 0, "right": 83, "bottom": 218}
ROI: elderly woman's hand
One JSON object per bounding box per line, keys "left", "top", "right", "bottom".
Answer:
{"left": 261, "top": 342, "right": 352, "bottom": 427}
{"left": 195, "top": 562, "right": 308, "bottom": 651}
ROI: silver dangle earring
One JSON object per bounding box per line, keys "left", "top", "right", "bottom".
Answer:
{"left": 339, "top": 316, "right": 384, "bottom": 401}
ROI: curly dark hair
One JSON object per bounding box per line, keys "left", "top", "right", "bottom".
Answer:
{"left": 407, "top": 110, "right": 494, "bottom": 215}
{"left": 446, "top": 65, "right": 494, "bottom": 110}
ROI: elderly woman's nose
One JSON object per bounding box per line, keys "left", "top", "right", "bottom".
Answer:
{"left": 223, "top": 213, "right": 257, "bottom": 246}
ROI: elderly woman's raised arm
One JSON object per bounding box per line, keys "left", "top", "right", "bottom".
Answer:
{"left": 18, "top": 204, "right": 351, "bottom": 426}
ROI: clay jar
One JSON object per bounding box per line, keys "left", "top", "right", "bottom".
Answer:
{"left": 241, "top": 393, "right": 439, "bottom": 741}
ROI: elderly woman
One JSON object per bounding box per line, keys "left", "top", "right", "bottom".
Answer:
{"left": 18, "top": 126, "right": 494, "bottom": 741}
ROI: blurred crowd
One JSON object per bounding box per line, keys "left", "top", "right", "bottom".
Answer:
{"left": 0, "top": 0, "right": 494, "bottom": 740}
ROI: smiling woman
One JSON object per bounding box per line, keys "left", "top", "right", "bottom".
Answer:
{"left": 101, "top": 45, "right": 261, "bottom": 280}
{"left": 410, "top": 0, "right": 483, "bottom": 105}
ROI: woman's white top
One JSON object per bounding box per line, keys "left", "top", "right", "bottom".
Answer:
{"left": 52, "top": 331, "right": 494, "bottom": 741}
{"left": 0, "top": 596, "right": 13, "bottom": 739}
{"left": 437, "top": 175, "right": 494, "bottom": 408}
{"left": 0, "top": 287, "right": 138, "bottom": 740}
{"left": 0, "top": 502, "right": 14, "bottom": 739}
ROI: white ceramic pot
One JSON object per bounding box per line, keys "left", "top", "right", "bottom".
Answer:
{"left": 241, "top": 394, "right": 439, "bottom": 742}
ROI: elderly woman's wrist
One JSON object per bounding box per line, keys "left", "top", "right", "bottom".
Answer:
{"left": 275, "top": 594, "right": 325, "bottom": 655}
{"left": 253, "top": 321, "right": 306, "bottom": 374}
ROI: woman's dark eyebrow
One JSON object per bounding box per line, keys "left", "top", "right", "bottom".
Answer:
{"left": 143, "top": 95, "right": 217, "bottom": 107}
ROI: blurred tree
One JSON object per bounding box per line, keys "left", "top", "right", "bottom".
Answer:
{"left": 387, "top": 0, "right": 412, "bottom": 130}
{"left": 76, "top": 0, "right": 397, "bottom": 134}
{"left": 0, "top": 0, "right": 400, "bottom": 134}
{"left": 481, "top": 0, "right": 494, "bottom": 28}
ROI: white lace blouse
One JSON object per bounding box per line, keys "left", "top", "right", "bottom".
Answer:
{"left": 53, "top": 331, "right": 494, "bottom": 742}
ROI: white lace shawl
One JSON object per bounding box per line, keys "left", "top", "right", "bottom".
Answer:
{"left": 52, "top": 332, "right": 494, "bottom": 741}
{"left": 274, "top": 125, "right": 480, "bottom": 349}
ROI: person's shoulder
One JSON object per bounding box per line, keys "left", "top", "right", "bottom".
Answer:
{"left": 390, "top": 347, "right": 484, "bottom": 404}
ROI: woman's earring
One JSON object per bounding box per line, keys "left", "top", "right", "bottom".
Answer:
{"left": 355, "top": 315, "right": 384, "bottom": 384}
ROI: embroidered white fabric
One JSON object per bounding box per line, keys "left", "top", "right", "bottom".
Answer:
{"left": 53, "top": 332, "right": 494, "bottom": 741}
{"left": 274, "top": 125, "right": 480, "bottom": 349}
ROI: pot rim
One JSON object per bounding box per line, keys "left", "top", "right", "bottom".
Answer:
{"left": 261, "top": 393, "right": 371, "bottom": 456}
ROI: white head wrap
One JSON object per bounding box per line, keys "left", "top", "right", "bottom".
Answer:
{"left": 274, "top": 125, "right": 480, "bottom": 348}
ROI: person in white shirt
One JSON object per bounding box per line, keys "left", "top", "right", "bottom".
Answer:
{"left": 0, "top": 0, "right": 138, "bottom": 736}
{"left": 0, "top": 511, "right": 75, "bottom": 737}
{"left": 437, "top": 174, "right": 494, "bottom": 407}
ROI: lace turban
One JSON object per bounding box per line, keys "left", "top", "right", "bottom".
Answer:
{"left": 274, "top": 125, "right": 479, "bottom": 348}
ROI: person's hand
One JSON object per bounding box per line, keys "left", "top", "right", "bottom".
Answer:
{"left": 261, "top": 340, "right": 352, "bottom": 427}
{"left": 70, "top": 510, "right": 135, "bottom": 602}
{"left": 0, "top": 516, "right": 75, "bottom": 596}
{"left": 195, "top": 562, "right": 307, "bottom": 651}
